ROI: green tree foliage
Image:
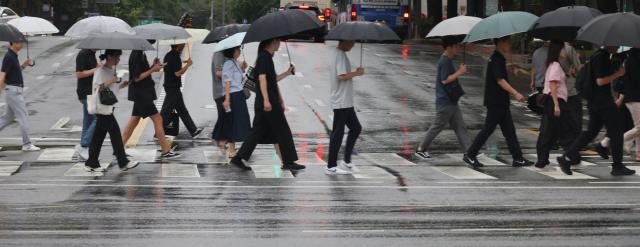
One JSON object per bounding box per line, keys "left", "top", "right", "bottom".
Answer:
{"left": 230, "top": 0, "right": 279, "bottom": 23}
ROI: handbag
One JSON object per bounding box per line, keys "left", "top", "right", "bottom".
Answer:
{"left": 99, "top": 86, "right": 118, "bottom": 105}
{"left": 443, "top": 82, "right": 465, "bottom": 103}
{"left": 527, "top": 91, "right": 547, "bottom": 115}
{"left": 243, "top": 66, "right": 257, "bottom": 92}
{"left": 233, "top": 62, "right": 252, "bottom": 99}
{"left": 87, "top": 86, "right": 114, "bottom": 115}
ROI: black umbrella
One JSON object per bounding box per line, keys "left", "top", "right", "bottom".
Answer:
{"left": 529, "top": 6, "right": 602, "bottom": 42}
{"left": 242, "top": 10, "right": 324, "bottom": 68}
{"left": 577, "top": 12, "right": 640, "bottom": 47}
{"left": 203, "top": 24, "right": 250, "bottom": 44}
{"left": 326, "top": 21, "right": 400, "bottom": 67}
{"left": 0, "top": 23, "right": 27, "bottom": 42}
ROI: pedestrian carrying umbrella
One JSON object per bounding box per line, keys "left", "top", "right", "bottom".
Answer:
{"left": 213, "top": 32, "right": 246, "bottom": 53}
{"left": 529, "top": 6, "right": 602, "bottom": 42}
{"left": 65, "top": 16, "right": 135, "bottom": 38}
{"left": 8, "top": 16, "right": 60, "bottom": 66}
{"left": 242, "top": 9, "right": 324, "bottom": 68}
{"left": 133, "top": 23, "right": 191, "bottom": 58}
{"left": 0, "top": 23, "right": 26, "bottom": 42}
{"left": 203, "top": 24, "right": 250, "bottom": 44}
{"left": 76, "top": 32, "right": 155, "bottom": 51}
{"left": 576, "top": 12, "right": 640, "bottom": 48}
{"left": 325, "top": 21, "right": 400, "bottom": 66}
{"left": 426, "top": 16, "right": 482, "bottom": 62}
{"left": 464, "top": 11, "right": 538, "bottom": 43}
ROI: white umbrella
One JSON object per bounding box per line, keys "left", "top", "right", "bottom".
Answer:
{"left": 65, "top": 16, "right": 134, "bottom": 38}
{"left": 213, "top": 32, "right": 246, "bottom": 53}
{"left": 8, "top": 16, "right": 60, "bottom": 65}
{"left": 76, "top": 32, "right": 155, "bottom": 51}
{"left": 158, "top": 28, "right": 209, "bottom": 60}
{"left": 426, "top": 15, "right": 482, "bottom": 38}
{"left": 134, "top": 23, "right": 191, "bottom": 58}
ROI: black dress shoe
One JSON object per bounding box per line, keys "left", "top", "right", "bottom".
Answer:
{"left": 534, "top": 161, "right": 550, "bottom": 168}
{"left": 512, "top": 158, "right": 534, "bottom": 167}
{"left": 282, "top": 162, "right": 306, "bottom": 170}
{"left": 191, "top": 128, "right": 204, "bottom": 138}
{"left": 591, "top": 143, "right": 610, "bottom": 160}
{"left": 556, "top": 156, "right": 573, "bottom": 175}
{"left": 611, "top": 165, "right": 636, "bottom": 176}
{"left": 230, "top": 157, "right": 252, "bottom": 171}
{"left": 463, "top": 154, "right": 484, "bottom": 168}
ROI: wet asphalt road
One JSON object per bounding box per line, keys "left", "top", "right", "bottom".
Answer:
{"left": 0, "top": 37, "right": 639, "bottom": 246}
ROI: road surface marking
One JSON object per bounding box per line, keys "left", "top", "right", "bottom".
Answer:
{"left": 446, "top": 153, "right": 508, "bottom": 166}
{"left": 52, "top": 62, "right": 60, "bottom": 68}
{"left": 203, "top": 150, "right": 228, "bottom": 164}
{"left": 314, "top": 99, "right": 326, "bottom": 107}
{"left": 152, "top": 230, "right": 233, "bottom": 234}
{"left": 431, "top": 166, "right": 497, "bottom": 180}
{"left": 65, "top": 52, "right": 74, "bottom": 57}
{"left": 40, "top": 179, "right": 112, "bottom": 182}
{"left": 202, "top": 104, "right": 217, "bottom": 109}
{"left": 125, "top": 148, "right": 157, "bottom": 163}
{"left": 251, "top": 165, "right": 294, "bottom": 178}
{"left": 161, "top": 164, "right": 200, "bottom": 178}
{"left": 37, "top": 148, "right": 75, "bottom": 162}
{"left": 304, "top": 84, "right": 313, "bottom": 90}
{"left": 296, "top": 181, "right": 385, "bottom": 184}
{"left": 36, "top": 75, "right": 45, "bottom": 80}
{"left": 353, "top": 166, "right": 395, "bottom": 179}
{"left": 0, "top": 161, "right": 23, "bottom": 176}
{"left": 302, "top": 230, "right": 385, "bottom": 233}
{"left": 450, "top": 228, "right": 534, "bottom": 232}
{"left": 526, "top": 154, "right": 597, "bottom": 168}
{"left": 64, "top": 163, "right": 108, "bottom": 177}
{"left": 590, "top": 181, "right": 640, "bottom": 184}
{"left": 50, "top": 117, "right": 70, "bottom": 130}
{"left": 437, "top": 181, "right": 520, "bottom": 184}
{"left": 0, "top": 103, "right": 5, "bottom": 108}
{"left": 360, "top": 153, "right": 415, "bottom": 166}
{"left": 294, "top": 72, "right": 304, "bottom": 77}
{"left": 524, "top": 167, "right": 596, "bottom": 179}
{"left": 152, "top": 180, "right": 239, "bottom": 183}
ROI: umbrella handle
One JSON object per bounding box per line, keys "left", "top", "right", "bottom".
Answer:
{"left": 360, "top": 43, "right": 363, "bottom": 67}
{"left": 285, "top": 41, "right": 295, "bottom": 75}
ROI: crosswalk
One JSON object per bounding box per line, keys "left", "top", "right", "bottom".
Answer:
{"left": 2, "top": 146, "right": 640, "bottom": 181}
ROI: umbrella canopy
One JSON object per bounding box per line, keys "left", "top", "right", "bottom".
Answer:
{"left": 464, "top": 11, "right": 538, "bottom": 43}
{"left": 529, "top": 6, "right": 602, "bottom": 42}
{"left": 203, "top": 24, "right": 250, "bottom": 43}
{"left": 158, "top": 28, "right": 209, "bottom": 45}
{"left": 7, "top": 16, "right": 59, "bottom": 36}
{"left": 65, "top": 16, "right": 135, "bottom": 38}
{"left": 242, "top": 9, "right": 324, "bottom": 44}
{"left": 76, "top": 32, "right": 155, "bottom": 51}
{"left": 576, "top": 12, "right": 640, "bottom": 48}
{"left": 133, "top": 23, "right": 191, "bottom": 41}
{"left": 213, "top": 32, "right": 246, "bottom": 53}
{"left": 0, "top": 23, "right": 26, "bottom": 42}
{"left": 426, "top": 16, "right": 482, "bottom": 39}
{"left": 326, "top": 21, "right": 400, "bottom": 42}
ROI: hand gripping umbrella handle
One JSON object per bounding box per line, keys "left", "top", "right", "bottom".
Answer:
{"left": 285, "top": 41, "right": 295, "bottom": 75}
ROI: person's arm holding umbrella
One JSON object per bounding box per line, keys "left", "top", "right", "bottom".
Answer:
{"left": 276, "top": 65, "right": 295, "bottom": 82}
{"left": 175, "top": 58, "right": 193, "bottom": 77}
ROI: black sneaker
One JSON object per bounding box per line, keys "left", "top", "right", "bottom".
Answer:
{"left": 611, "top": 166, "right": 636, "bottom": 176}
{"left": 463, "top": 153, "right": 484, "bottom": 168}
{"left": 512, "top": 158, "right": 534, "bottom": 167}
{"left": 230, "top": 157, "right": 252, "bottom": 171}
{"left": 534, "top": 161, "right": 550, "bottom": 169}
{"left": 592, "top": 143, "right": 610, "bottom": 160}
{"left": 161, "top": 151, "right": 182, "bottom": 160}
{"left": 282, "top": 162, "right": 306, "bottom": 170}
{"left": 415, "top": 151, "right": 431, "bottom": 159}
{"left": 556, "top": 156, "right": 573, "bottom": 175}
{"left": 191, "top": 128, "right": 204, "bottom": 138}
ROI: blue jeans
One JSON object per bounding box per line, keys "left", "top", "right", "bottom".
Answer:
{"left": 80, "top": 99, "right": 97, "bottom": 147}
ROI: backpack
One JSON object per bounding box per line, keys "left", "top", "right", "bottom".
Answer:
{"left": 575, "top": 51, "right": 600, "bottom": 100}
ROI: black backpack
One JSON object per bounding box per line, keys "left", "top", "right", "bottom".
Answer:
{"left": 575, "top": 51, "right": 600, "bottom": 100}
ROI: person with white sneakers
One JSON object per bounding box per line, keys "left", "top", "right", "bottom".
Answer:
{"left": 0, "top": 41, "right": 40, "bottom": 152}
{"left": 326, "top": 40, "right": 364, "bottom": 175}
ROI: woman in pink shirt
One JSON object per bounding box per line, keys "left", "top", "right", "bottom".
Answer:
{"left": 535, "top": 41, "right": 572, "bottom": 168}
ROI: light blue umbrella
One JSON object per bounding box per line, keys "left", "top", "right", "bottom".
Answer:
{"left": 213, "top": 32, "right": 246, "bottom": 53}
{"left": 463, "top": 11, "right": 538, "bottom": 43}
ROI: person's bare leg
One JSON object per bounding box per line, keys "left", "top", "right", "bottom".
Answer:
{"left": 150, "top": 114, "right": 171, "bottom": 153}
{"left": 228, "top": 142, "right": 237, "bottom": 158}
{"left": 274, "top": 144, "right": 283, "bottom": 164}
{"left": 122, "top": 116, "right": 142, "bottom": 146}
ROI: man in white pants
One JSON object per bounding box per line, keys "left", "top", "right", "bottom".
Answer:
{"left": 0, "top": 41, "right": 41, "bottom": 151}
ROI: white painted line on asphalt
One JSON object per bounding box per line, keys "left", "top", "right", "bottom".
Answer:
{"left": 314, "top": 99, "right": 326, "bottom": 107}
{"left": 161, "top": 164, "right": 200, "bottom": 178}
{"left": 36, "top": 75, "right": 45, "bottom": 80}
{"left": 202, "top": 104, "right": 217, "bottom": 109}
{"left": 302, "top": 229, "right": 385, "bottom": 233}
{"left": 296, "top": 181, "right": 385, "bottom": 184}
{"left": 286, "top": 106, "right": 297, "bottom": 112}
{"left": 125, "top": 148, "right": 157, "bottom": 163}
{"left": 431, "top": 166, "right": 497, "bottom": 180}
{"left": 353, "top": 166, "right": 395, "bottom": 179}
{"left": 0, "top": 161, "right": 23, "bottom": 166}
{"left": 252, "top": 165, "right": 294, "bottom": 178}
{"left": 294, "top": 72, "right": 304, "bottom": 77}
{"left": 361, "top": 153, "right": 415, "bottom": 166}
{"left": 64, "top": 163, "right": 108, "bottom": 177}
{"left": 446, "top": 153, "right": 507, "bottom": 166}
{"left": 40, "top": 179, "right": 112, "bottom": 182}
{"left": 52, "top": 62, "right": 61, "bottom": 68}
{"left": 152, "top": 180, "right": 239, "bottom": 183}
{"left": 436, "top": 181, "right": 520, "bottom": 184}
{"left": 37, "top": 148, "right": 76, "bottom": 162}
{"left": 0, "top": 103, "right": 5, "bottom": 108}
{"left": 525, "top": 167, "right": 596, "bottom": 180}
{"left": 203, "top": 150, "right": 228, "bottom": 164}
{"left": 50, "top": 117, "right": 70, "bottom": 130}
{"left": 152, "top": 230, "right": 233, "bottom": 234}
{"left": 12, "top": 230, "right": 91, "bottom": 235}
{"left": 628, "top": 166, "right": 640, "bottom": 176}
{"left": 65, "top": 52, "right": 74, "bottom": 57}
{"left": 607, "top": 227, "right": 640, "bottom": 231}
{"left": 450, "top": 228, "right": 534, "bottom": 232}
{"left": 589, "top": 181, "right": 640, "bottom": 184}
{"left": 304, "top": 84, "right": 313, "bottom": 90}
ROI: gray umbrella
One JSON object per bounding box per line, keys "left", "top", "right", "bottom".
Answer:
{"left": 529, "top": 6, "right": 602, "bottom": 42}
{"left": 133, "top": 23, "right": 191, "bottom": 57}
{"left": 0, "top": 23, "right": 26, "bottom": 42}
{"left": 76, "top": 31, "right": 155, "bottom": 51}
{"left": 325, "top": 21, "right": 400, "bottom": 67}
{"left": 577, "top": 12, "right": 640, "bottom": 47}
{"left": 203, "top": 24, "right": 250, "bottom": 44}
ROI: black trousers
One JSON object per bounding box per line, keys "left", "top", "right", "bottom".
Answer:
{"left": 328, "top": 107, "right": 362, "bottom": 168}
{"left": 536, "top": 98, "right": 577, "bottom": 163}
{"left": 467, "top": 105, "right": 523, "bottom": 160}
{"left": 160, "top": 88, "right": 197, "bottom": 135}
{"left": 86, "top": 114, "right": 128, "bottom": 168}
{"left": 211, "top": 97, "right": 231, "bottom": 141}
{"left": 235, "top": 109, "right": 298, "bottom": 164}
{"left": 567, "top": 95, "right": 583, "bottom": 134}
{"left": 564, "top": 104, "right": 624, "bottom": 167}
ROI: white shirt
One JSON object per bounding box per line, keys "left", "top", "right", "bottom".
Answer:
{"left": 222, "top": 59, "right": 244, "bottom": 93}
{"left": 92, "top": 65, "right": 120, "bottom": 114}
{"left": 330, "top": 49, "right": 354, "bottom": 109}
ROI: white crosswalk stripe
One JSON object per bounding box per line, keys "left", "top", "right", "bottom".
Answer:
{"left": 446, "top": 153, "right": 508, "bottom": 166}
{"left": 251, "top": 165, "right": 294, "bottom": 178}
{"left": 0, "top": 161, "right": 22, "bottom": 176}
{"left": 64, "top": 163, "right": 109, "bottom": 177}
{"left": 524, "top": 167, "right": 597, "bottom": 180}
{"left": 37, "top": 149, "right": 76, "bottom": 162}
{"left": 161, "top": 164, "right": 200, "bottom": 178}
{"left": 431, "top": 166, "right": 497, "bottom": 180}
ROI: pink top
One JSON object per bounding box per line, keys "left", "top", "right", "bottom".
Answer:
{"left": 544, "top": 62, "right": 568, "bottom": 101}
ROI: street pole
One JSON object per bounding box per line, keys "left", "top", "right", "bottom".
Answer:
{"left": 210, "top": 0, "right": 214, "bottom": 30}
{"left": 222, "top": 0, "right": 226, "bottom": 25}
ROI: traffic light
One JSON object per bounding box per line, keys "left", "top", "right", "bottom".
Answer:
{"left": 325, "top": 8, "right": 331, "bottom": 19}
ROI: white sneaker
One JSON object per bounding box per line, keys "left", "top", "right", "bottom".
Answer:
{"left": 78, "top": 147, "right": 89, "bottom": 161}
{"left": 325, "top": 167, "right": 352, "bottom": 175}
{"left": 120, "top": 160, "right": 140, "bottom": 171}
{"left": 84, "top": 166, "right": 106, "bottom": 173}
{"left": 22, "top": 144, "right": 41, "bottom": 152}
{"left": 339, "top": 161, "right": 359, "bottom": 173}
